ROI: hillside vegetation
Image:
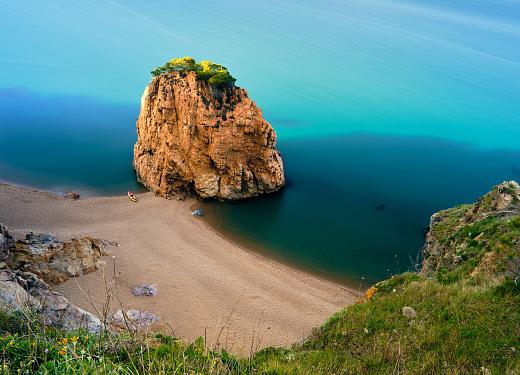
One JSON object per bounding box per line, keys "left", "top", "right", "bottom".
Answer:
{"left": 1, "top": 182, "right": 519, "bottom": 374}
{"left": 151, "top": 57, "right": 236, "bottom": 88}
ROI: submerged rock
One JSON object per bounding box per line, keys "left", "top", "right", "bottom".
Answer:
{"left": 133, "top": 71, "right": 285, "bottom": 200}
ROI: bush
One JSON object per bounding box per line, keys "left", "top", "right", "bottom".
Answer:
{"left": 151, "top": 56, "right": 236, "bottom": 87}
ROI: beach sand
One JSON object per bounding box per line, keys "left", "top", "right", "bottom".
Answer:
{"left": 0, "top": 183, "right": 358, "bottom": 355}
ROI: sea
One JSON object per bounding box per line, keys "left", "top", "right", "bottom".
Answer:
{"left": 1, "top": 0, "right": 519, "bottom": 287}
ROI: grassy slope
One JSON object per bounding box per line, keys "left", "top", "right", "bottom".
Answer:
{"left": 0, "top": 275, "right": 518, "bottom": 374}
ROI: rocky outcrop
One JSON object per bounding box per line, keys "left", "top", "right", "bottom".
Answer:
{"left": 0, "top": 225, "right": 111, "bottom": 332}
{"left": 0, "top": 224, "right": 162, "bottom": 333}
{"left": 421, "top": 181, "right": 520, "bottom": 281}
{"left": 0, "top": 269, "right": 103, "bottom": 333}
{"left": 6, "top": 232, "right": 111, "bottom": 284}
{"left": 133, "top": 71, "right": 285, "bottom": 200}
{"left": 0, "top": 269, "right": 103, "bottom": 332}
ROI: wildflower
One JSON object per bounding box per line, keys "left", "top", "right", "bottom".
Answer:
{"left": 8, "top": 340, "right": 14, "bottom": 346}
{"left": 71, "top": 336, "right": 79, "bottom": 343}
{"left": 44, "top": 348, "right": 49, "bottom": 354}
{"left": 365, "top": 286, "right": 377, "bottom": 300}
{"left": 363, "top": 328, "right": 369, "bottom": 334}
{"left": 60, "top": 338, "right": 69, "bottom": 345}
{"left": 31, "top": 341, "right": 36, "bottom": 347}
{"left": 59, "top": 348, "right": 66, "bottom": 356}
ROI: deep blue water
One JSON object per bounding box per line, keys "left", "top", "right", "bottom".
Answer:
{"left": 206, "top": 135, "right": 520, "bottom": 286}
{"left": 0, "top": 90, "right": 143, "bottom": 195}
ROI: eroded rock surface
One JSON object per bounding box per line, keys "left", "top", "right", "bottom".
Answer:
{"left": 133, "top": 71, "right": 285, "bottom": 200}
{"left": 7, "top": 232, "right": 112, "bottom": 284}
{"left": 0, "top": 224, "right": 161, "bottom": 333}
{"left": 0, "top": 269, "right": 103, "bottom": 333}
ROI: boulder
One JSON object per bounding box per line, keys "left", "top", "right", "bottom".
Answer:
{"left": 63, "top": 191, "right": 80, "bottom": 200}
{"left": 0, "top": 269, "right": 103, "bottom": 333}
{"left": 132, "top": 284, "right": 158, "bottom": 297}
{"left": 108, "top": 309, "right": 160, "bottom": 331}
{"left": 7, "top": 233, "right": 112, "bottom": 284}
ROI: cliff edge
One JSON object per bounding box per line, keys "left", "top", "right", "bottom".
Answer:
{"left": 421, "top": 181, "right": 520, "bottom": 282}
{"left": 133, "top": 68, "right": 285, "bottom": 200}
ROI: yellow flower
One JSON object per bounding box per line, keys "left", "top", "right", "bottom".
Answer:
{"left": 365, "top": 286, "right": 377, "bottom": 300}
{"left": 8, "top": 340, "right": 14, "bottom": 346}
{"left": 70, "top": 336, "right": 79, "bottom": 343}
{"left": 58, "top": 349, "right": 66, "bottom": 356}
{"left": 60, "top": 338, "right": 69, "bottom": 345}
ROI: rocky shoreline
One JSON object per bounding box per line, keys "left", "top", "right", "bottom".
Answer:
{"left": 0, "top": 223, "right": 161, "bottom": 333}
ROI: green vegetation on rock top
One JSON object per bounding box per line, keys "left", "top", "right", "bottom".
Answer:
{"left": 151, "top": 57, "right": 236, "bottom": 88}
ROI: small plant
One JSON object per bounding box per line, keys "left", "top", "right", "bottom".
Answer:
{"left": 151, "top": 56, "right": 236, "bottom": 88}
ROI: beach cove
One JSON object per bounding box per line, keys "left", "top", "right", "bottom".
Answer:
{"left": 0, "top": 182, "right": 357, "bottom": 355}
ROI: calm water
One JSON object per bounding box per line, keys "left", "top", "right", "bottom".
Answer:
{"left": 205, "top": 136, "right": 520, "bottom": 286}
{"left": 0, "top": 90, "right": 143, "bottom": 195}
{"left": 1, "top": 0, "right": 519, "bottom": 285}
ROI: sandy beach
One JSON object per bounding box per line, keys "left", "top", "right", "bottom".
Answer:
{"left": 0, "top": 183, "right": 357, "bottom": 355}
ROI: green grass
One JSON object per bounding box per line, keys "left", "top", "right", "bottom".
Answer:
{"left": 433, "top": 214, "right": 520, "bottom": 284}
{"left": 1, "top": 276, "right": 518, "bottom": 374}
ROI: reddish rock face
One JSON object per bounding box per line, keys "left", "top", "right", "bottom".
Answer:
{"left": 133, "top": 72, "right": 285, "bottom": 200}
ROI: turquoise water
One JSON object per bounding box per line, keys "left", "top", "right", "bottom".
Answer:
{"left": 207, "top": 136, "right": 520, "bottom": 286}
{"left": 1, "top": 0, "right": 519, "bottom": 285}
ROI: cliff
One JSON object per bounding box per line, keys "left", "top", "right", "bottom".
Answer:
{"left": 133, "top": 71, "right": 285, "bottom": 200}
{"left": 421, "top": 181, "right": 520, "bottom": 282}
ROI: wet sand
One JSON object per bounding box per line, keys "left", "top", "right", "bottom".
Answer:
{"left": 0, "top": 183, "right": 358, "bottom": 355}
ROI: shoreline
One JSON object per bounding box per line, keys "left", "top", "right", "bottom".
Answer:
{"left": 196, "top": 201, "right": 367, "bottom": 293}
{"left": 0, "top": 182, "right": 358, "bottom": 355}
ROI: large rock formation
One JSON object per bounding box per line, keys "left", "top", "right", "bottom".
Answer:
{"left": 133, "top": 71, "right": 285, "bottom": 200}
{"left": 421, "top": 181, "right": 520, "bottom": 281}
